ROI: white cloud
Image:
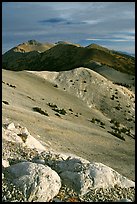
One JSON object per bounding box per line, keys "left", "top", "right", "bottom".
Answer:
{"left": 86, "top": 38, "right": 134, "bottom": 42}
{"left": 82, "top": 19, "right": 102, "bottom": 25}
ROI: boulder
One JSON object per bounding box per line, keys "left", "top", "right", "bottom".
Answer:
{"left": 51, "top": 155, "right": 135, "bottom": 195}
{"left": 24, "top": 134, "right": 46, "bottom": 152}
{"left": 7, "top": 161, "right": 61, "bottom": 202}
{"left": 3, "top": 123, "right": 46, "bottom": 152}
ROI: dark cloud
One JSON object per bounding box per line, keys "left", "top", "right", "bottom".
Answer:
{"left": 39, "top": 18, "right": 66, "bottom": 24}
{"left": 39, "top": 18, "right": 87, "bottom": 26}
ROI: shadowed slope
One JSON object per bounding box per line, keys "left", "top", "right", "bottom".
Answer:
{"left": 2, "top": 41, "right": 135, "bottom": 75}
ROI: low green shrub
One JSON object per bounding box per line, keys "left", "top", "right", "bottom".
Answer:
{"left": 32, "top": 107, "right": 49, "bottom": 116}
{"left": 2, "top": 101, "right": 9, "bottom": 105}
{"left": 108, "top": 131, "right": 125, "bottom": 141}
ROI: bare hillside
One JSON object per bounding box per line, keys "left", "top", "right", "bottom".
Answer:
{"left": 2, "top": 68, "right": 135, "bottom": 181}
{"left": 29, "top": 67, "right": 135, "bottom": 131}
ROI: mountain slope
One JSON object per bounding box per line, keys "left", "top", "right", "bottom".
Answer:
{"left": 2, "top": 41, "right": 135, "bottom": 75}
{"left": 28, "top": 67, "right": 135, "bottom": 131}
{"left": 2, "top": 68, "right": 135, "bottom": 181}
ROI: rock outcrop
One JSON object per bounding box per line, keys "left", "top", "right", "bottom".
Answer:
{"left": 2, "top": 122, "right": 135, "bottom": 202}
{"left": 52, "top": 156, "right": 135, "bottom": 195}
{"left": 7, "top": 162, "right": 61, "bottom": 202}
{"left": 3, "top": 122, "right": 46, "bottom": 152}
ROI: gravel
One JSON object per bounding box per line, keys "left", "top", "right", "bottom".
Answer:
{"left": 52, "top": 184, "right": 135, "bottom": 202}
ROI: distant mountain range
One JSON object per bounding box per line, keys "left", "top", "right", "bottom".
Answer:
{"left": 116, "top": 51, "right": 135, "bottom": 58}
{"left": 2, "top": 40, "right": 135, "bottom": 75}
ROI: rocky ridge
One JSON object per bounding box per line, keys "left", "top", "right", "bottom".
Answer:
{"left": 2, "top": 121, "right": 135, "bottom": 202}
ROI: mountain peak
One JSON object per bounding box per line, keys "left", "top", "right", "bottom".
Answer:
{"left": 86, "top": 43, "right": 108, "bottom": 50}
{"left": 27, "top": 40, "right": 41, "bottom": 45}
{"left": 55, "top": 41, "right": 81, "bottom": 47}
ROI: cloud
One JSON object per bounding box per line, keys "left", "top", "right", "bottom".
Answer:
{"left": 39, "top": 18, "right": 66, "bottom": 24}
{"left": 39, "top": 18, "right": 87, "bottom": 26}
{"left": 82, "top": 19, "right": 102, "bottom": 25}
{"left": 86, "top": 35, "right": 135, "bottom": 42}
{"left": 2, "top": 2, "right": 135, "bottom": 54}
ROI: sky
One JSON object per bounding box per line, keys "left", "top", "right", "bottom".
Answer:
{"left": 2, "top": 2, "right": 135, "bottom": 54}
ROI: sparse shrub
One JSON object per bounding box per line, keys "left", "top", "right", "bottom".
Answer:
{"left": 115, "top": 121, "right": 120, "bottom": 127}
{"left": 126, "top": 118, "right": 132, "bottom": 122}
{"left": 110, "top": 126, "right": 119, "bottom": 132}
{"left": 90, "top": 118, "right": 96, "bottom": 123}
{"left": 6, "top": 82, "right": 16, "bottom": 89}
{"left": 55, "top": 113, "right": 61, "bottom": 117}
{"left": 83, "top": 80, "right": 86, "bottom": 83}
{"left": 69, "top": 108, "right": 73, "bottom": 112}
{"left": 111, "top": 95, "right": 115, "bottom": 100}
{"left": 59, "top": 108, "right": 67, "bottom": 115}
{"left": 54, "top": 84, "right": 58, "bottom": 88}
{"left": 110, "top": 119, "right": 120, "bottom": 127}
{"left": 84, "top": 89, "right": 87, "bottom": 92}
{"left": 110, "top": 119, "right": 115, "bottom": 124}
{"left": 115, "top": 106, "right": 121, "bottom": 110}
{"left": 108, "top": 131, "right": 125, "bottom": 141}
{"left": 95, "top": 118, "right": 101, "bottom": 123}
{"left": 100, "top": 121, "right": 105, "bottom": 126}
{"left": 52, "top": 107, "right": 67, "bottom": 115}
{"left": 27, "top": 96, "right": 35, "bottom": 101}
{"left": 47, "top": 103, "right": 67, "bottom": 115}
{"left": 100, "top": 126, "right": 105, "bottom": 129}
{"left": 10, "top": 84, "right": 16, "bottom": 88}
{"left": 2, "top": 101, "right": 9, "bottom": 105}
{"left": 47, "top": 103, "right": 58, "bottom": 108}
{"left": 90, "top": 118, "right": 105, "bottom": 128}
{"left": 120, "top": 127, "right": 129, "bottom": 134}
{"left": 32, "top": 107, "right": 49, "bottom": 116}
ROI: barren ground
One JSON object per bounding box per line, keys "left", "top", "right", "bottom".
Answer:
{"left": 2, "top": 69, "right": 135, "bottom": 181}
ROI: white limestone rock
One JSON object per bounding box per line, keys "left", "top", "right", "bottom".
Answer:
{"left": 2, "top": 130, "right": 23, "bottom": 143}
{"left": 7, "top": 123, "right": 15, "bottom": 130}
{"left": 2, "top": 159, "right": 10, "bottom": 168}
{"left": 53, "top": 155, "right": 135, "bottom": 195}
{"left": 3, "top": 123, "right": 46, "bottom": 152}
{"left": 7, "top": 162, "right": 61, "bottom": 202}
{"left": 24, "top": 134, "right": 46, "bottom": 152}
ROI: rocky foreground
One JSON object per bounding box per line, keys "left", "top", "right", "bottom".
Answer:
{"left": 2, "top": 121, "right": 135, "bottom": 202}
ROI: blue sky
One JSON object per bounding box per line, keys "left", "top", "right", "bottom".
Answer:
{"left": 2, "top": 2, "right": 135, "bottom": 54}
